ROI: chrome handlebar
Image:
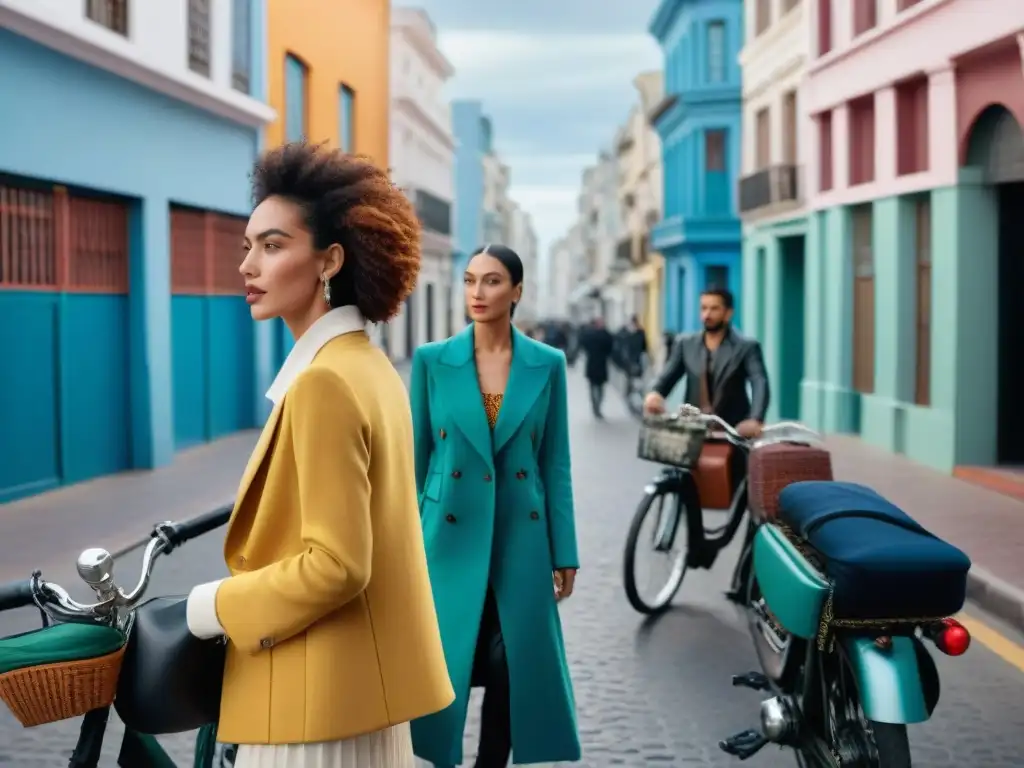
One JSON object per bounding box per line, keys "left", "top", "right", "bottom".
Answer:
{"left": 673, "top": 403, "right": 823, "bottom": 450}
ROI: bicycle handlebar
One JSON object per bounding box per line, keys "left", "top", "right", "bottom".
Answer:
{"left": 0, "top": 503, "right": 233, "bottom": 627}
{"left": 650, "top": 403, "right": 823, "bottom": 450}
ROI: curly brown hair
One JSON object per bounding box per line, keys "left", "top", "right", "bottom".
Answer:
{"left": 251, "top": 141, "right": 421, "bottom": 323}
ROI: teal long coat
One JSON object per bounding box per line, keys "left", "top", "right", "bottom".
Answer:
{"left": 409, "top": 325, "right": 581, "bottom": 766}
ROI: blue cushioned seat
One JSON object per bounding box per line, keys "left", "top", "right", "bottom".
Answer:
{"left": 777, "top": 481, "right": 971, "bottom": 621}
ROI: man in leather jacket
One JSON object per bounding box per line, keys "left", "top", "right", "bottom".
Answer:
{"left": 643, "top": 288, "right": 769, "bottom": 438}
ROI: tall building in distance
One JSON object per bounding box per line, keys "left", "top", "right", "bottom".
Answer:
{"left": 738, "top": 0, "right": 809, "bottom": 424}
{"left": 648, "top": 0, "right": 743, "bottom": 333}
{"left": 0, "top": 0, "right": 273, "bottom": 502}
{"left": 387, "top": 6, "right": 456, "bottom": 360}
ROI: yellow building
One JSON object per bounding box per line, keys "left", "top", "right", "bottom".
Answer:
{"left": 615, "top": 71, "right": 666, "bottom": 364}
{"left": 265, "top": 0, "right": 389, "bottom": 163}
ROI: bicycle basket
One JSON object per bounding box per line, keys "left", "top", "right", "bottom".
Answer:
{"left": 0, "top": 621, "right": 125, "bottom": 727}
{"left": 637, "top": 415, "right": 707, "bottom": 467}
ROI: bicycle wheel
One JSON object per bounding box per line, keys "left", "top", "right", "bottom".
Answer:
{"left": 623, "top": 485, "right": 689, "bottom": 614}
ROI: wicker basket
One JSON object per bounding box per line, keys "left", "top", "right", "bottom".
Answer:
{"left": 0, "top": 644, "right": 126, "bottom": 727}
{"left": 637, "top": 415, "right": 707, "bottom": 468}
{"left": 748, "top": 442, "right": 833, "bottom": 521}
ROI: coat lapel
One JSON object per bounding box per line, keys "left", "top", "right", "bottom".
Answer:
{"left": 435, "top": 326, "right": 495, "bottom": 469}
{"left": 493, "top": 329, "right": 549, "bottom": 454}
{"left": 711, "top": 331, "right": 742, "bottom": 409}
{"left": 226, "top": 399, "right": 284, "bottom": 542}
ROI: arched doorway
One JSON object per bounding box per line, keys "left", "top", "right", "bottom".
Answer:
{"left": 964, "top": 105, "right": 1024, "bottom": 463}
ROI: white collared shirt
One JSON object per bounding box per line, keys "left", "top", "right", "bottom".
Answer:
{"left": 265, "top": 305, "right": 367, "bottom": 406}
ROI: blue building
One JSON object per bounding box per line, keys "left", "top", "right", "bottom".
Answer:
{"left": 648, "top": 0, "right": 744, "bottom": 333}
{"left": 0, "top": 2, "right": 273, "bottom": 503}
{"left": 451, "top": 100, "right": 492, "bottom": 275}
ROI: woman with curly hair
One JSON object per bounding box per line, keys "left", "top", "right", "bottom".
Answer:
{"left": 184, "top": 141, "right": 454, "bottom": 768}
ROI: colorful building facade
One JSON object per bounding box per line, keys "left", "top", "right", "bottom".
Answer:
{"left": 738, "top": 0, "right": 810, "bottom": 423}
{"left": 649, "top": 0, "right": 744, "bottom": 334}
{"left": 782, "top": 0, "right": 1024, "bottom": 473}
{"left": 0, "top": 0, "right": 273, "bottom": 502}
{"left": 261, "top": 0, "right": 391, "bottom": 373}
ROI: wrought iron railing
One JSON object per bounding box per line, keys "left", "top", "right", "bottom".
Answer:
{"left": 738, "top": 164, "right": 801, "bottom": 214}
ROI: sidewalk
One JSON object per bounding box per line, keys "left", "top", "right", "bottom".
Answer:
{"left": 0, "top": 432, "right": 257, "bottom": 582}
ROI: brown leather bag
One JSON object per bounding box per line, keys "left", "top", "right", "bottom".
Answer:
{"left": 691, "top": 360, "right": 734, "bottom": 510}
{"left": 693, "top": 442, "right": 734, "bottom": 510}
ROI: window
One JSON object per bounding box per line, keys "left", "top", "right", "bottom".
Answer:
{"left": 896, "top": 76, "right": 929, "bottom": 176}
{"left": 817, "top": 0, "right": 832, "bottom": 56}
{"left": 284, "top": 55, "right": 308, "bottom": 142}
{"left": 188, "top": 0, "right": 211, "bottom": 77}
{"left": 848, "top": 95, "right": 875, "bottom": 186}
{"left": 707, "top": 21, "right": 726, "bottom": 83}
{"left": 914, "top": 197, "right": 931, "bottom": 405}
{"left": 426, "top": 284, "right": 435, "bottom": 342}
{"left": 818, "top": 111, "right": 833, "bottom": 191}
{"left": 706, "top": 265, "right": 729, "bottom": 291}
{"left": 85, "top": 0, "right": 128, "bottom": 36}
{"left": 755, "top": 0, "right": 771, "bottom": 35}
{"left": 705, "top": 130, "right": 726, "bottom": 172}
{"left": 851, "top": 205, "right": 875, "bottom": 394}
{"left": 782, "top": 90, "right": 798, "bottom": 164}
{"left": 755, "top": 107, "right": 770, "bottom": 170}
{"left": 852, "top": 0, "right": 877, "bottom": 37}
{"left": 339, "top": 85, "right": 355, "bottom": 152}
{"left": 231, "top": 0, "right": 252, "bottom": 93}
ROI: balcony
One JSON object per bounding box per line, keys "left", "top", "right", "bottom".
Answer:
{"left": 414, "top": 189, "right": 452, "bottom": 236}
{"left": 738, "top": 164, "right": 801, "bottom": 216}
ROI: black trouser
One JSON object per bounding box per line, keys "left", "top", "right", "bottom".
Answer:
{"left": 588, "top": 381, "right": 605, "bottom": 417}
{"left": 471, "top": 587, "right": 512, "bottom": 767}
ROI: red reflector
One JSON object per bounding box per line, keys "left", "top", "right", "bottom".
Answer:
{"left": 934, "top": 618, "right": 971, "bottom": 656}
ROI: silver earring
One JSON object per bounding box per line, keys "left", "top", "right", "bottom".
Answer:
{"left": 321, "top": 274, "right": 331, "bottom": 305}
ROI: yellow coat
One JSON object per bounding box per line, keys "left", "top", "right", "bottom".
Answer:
{"left": 212, "top": 332, "right": 454, "bottom": 745}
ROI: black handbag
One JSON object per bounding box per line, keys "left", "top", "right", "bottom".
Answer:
{"left": 114, "top": 595, "right": 225, "bottom": 735}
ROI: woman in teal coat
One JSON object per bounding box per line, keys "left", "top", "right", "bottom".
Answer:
{"left": 409, "top": 245, "right": 581, "bottom": 767}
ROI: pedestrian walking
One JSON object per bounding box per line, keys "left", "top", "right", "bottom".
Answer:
{"left": 184, "top": 141, "right": 454, "bottom": 768}
{"left": 579, "top": 316, "right": 615, "bottom": 419}
{"left": 409, "top": 244, "right": 582, "bottom": 768}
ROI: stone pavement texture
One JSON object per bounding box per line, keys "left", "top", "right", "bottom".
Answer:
{"left": 2, "top": 368, "right": 1024, "bottom": 765}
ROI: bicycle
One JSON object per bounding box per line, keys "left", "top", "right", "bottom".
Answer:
{"left": 0, "top": 506, "right": 236, "bottom": 768}
{"left": 622, "top": 404, "right": 820, "bottom": 615}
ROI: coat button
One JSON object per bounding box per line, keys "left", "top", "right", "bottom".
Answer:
{"left": 529, "top": 511, "right": 540, "bottom": 520}
{"left": 439, "top": 428, "right": 446, "bottom": 440}
{"left": 451, "top": 470, "right": 462, "bottom": 479}
{"left": 516, "top": 470, "right": 527, "bottom": 480}
{"left": 260, "top": 637, "right": 275, "bottom": 649}
{"left": 445, "top": 514, "right": 457, "bottom": 523}
{"left": 483, "top": 474, "right": 492, "bottom": 482}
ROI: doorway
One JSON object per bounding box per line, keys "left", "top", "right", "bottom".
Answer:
{"left": 778, "top": 235, "right": 806, "bottom": 420}
{"left": 996, "top": 181, "right": 1024, "bottom": 463}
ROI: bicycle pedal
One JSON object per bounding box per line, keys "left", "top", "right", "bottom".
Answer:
{"left": 731, "top": 671, "right": 771, "bottom": 691}
{"left": 719, "top": 728, "right": 769, "bottom": 760}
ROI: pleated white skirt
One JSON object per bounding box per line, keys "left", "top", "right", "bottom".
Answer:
{"left": 233, "top": 722, "right": 415, "bottom": 768}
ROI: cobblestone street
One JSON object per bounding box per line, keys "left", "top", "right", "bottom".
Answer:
{"left": 2, "top": 370, "right": 1024, "bottom": 766}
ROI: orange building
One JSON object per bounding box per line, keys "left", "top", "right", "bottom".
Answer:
{"left": 265, "top": 0, "right": 389, "bottom": 164}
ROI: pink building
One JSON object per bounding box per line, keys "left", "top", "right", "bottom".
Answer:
{"left": 789, "top": 0, "right": 1024, "bottom": 475}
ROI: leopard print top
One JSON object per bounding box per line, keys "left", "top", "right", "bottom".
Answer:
{"left": 482, "top": 393, "right": 503, "bottom": 429}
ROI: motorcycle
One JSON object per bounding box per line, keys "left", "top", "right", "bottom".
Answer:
{"left": 721, "top": 479, "right": 973, "bottom": 767}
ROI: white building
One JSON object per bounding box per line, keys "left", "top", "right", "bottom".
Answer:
{"left": 386, "top": 6, "right": 456, "bottom": 360}
{"left": 568, "top": 152, "right": 622, "bottom": 323}
{"left": 504, "top": 201, "right": 540, "bottom": 323}
{"left": 0, "top": 0, "right": 272, "bottom": 127}
{"left": 544, "top": 232, "right": 577, "bottom": 322}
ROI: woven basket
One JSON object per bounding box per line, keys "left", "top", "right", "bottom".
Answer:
{"left": 0, "top": 644, "right": 125, "bottom": 727}
{"left": 748, "top": 442, "right": 833, "bottom": 520}
{"left": 637, "top": 417, "right": 707, "bottom": 468}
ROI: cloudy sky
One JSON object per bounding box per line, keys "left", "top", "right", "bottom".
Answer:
{"left": 413, "top": 0, "right": 663, "bottom": 257}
